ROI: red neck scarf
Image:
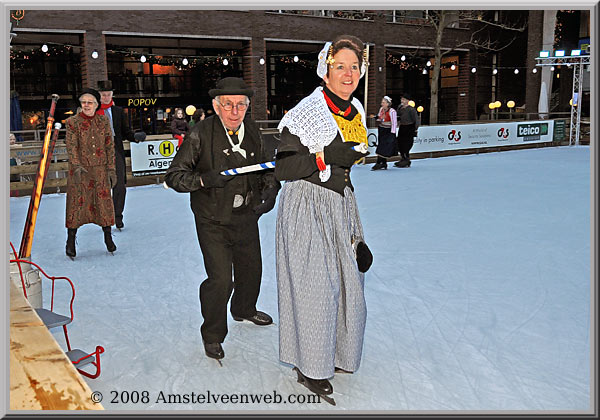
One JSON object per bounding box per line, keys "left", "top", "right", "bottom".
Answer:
{"left": 96, "top": 101, "right": 114, "bottom": 115}
{"left": 322, "top": 90, "right": 351, "bottom": 117}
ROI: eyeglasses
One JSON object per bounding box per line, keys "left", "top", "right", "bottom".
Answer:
{"left": 80, "top": 100, "right": 96, "bottom": 106}
{"left": 218, "top": 100, "right": 249, "bottom": 112}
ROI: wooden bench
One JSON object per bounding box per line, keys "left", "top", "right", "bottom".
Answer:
{"left": 9, "top": 280, "right": 103, "bottom": 410}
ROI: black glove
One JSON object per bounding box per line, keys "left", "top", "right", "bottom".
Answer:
{"left": 355, "top": 241, "right": 373, "bottom": 273}
{"left": 324, "top": 141, "right": 366, "bottom": 168}
{"left": 200, "top": 170, "right": 231, "bottom": 188}
{"left": 253, "top": 186, "right": 278, "bottom": 216}
{"left": 72, "top": 166, "right": 88, "bottom": 184}
{"left": 133, "top": 131, "right": 147, "bottom": 143}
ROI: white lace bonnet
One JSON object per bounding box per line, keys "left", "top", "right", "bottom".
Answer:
{"left": 316, "top": 39, "right": 368, "bottom": 79}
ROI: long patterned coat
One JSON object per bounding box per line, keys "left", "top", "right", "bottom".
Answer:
{"left": 65, "top": 112, "right": 116, "bottom": 229}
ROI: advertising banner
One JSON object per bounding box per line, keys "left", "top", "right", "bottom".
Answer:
{"left": 130, "top": 139, "right": 179, "bottom": 176}
{"left": 412, "top": 120, "right": 555, "bottom": 154}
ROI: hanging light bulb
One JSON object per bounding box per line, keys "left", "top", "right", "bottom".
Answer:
{"left": 422, "top": 68, "right": 427, "bottom": 75}
{"left": 532, "top": 68, "right": 538, "bottom": 73}
{"left": 91, "top": 50, "right": 99, "bottom": 59}
{"left": 259, "top": 57, "right": 265, "bottom": 65}
{"left": 426, "top": 60, "right": 432, "bottom": 67}
{"left": 450, "top": 64, "right": 456, "bottom": 71}
{"left": 293, "top": 55, "right": 299, "bottom": 63}
{"left": 140, "top": 55, "right": 147, "bottom": 63}
{"left": 223, "top": 58, "right": 229, "bottom": 66}
{"left": 493, "top": 68, "right": 498, "bottom": 75}
{"left": 41, "top": 44, "right": 48, "bottom": 52}
{"left": 514, "top": 68, "right": 519, "bottom": 74}
{"left": 182, "top": 58, "right": 188, "bottom": 66}
{"left": 401, "top": 55, "right": 406, "bottom": 61}
{"left": 471, "top": 67, "right": 476, "bottom": 73}
{"left": 550, "top": 66, "right": 555, "bottom": 71}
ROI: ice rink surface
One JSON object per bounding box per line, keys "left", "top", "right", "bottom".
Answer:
{"left": 9, "top": 145, "right": 591, "bottom": 412}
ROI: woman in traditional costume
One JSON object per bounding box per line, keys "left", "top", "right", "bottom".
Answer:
{"left": 371, "top": 95, "right": 398, "bottom": 170}
{"left": 274, "top": 35, "right": 373, "bottom": 404}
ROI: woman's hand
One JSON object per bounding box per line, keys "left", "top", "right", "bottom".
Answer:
{"left": 72, "top": 166, "right": 88, "bottom": 184}
{"left": 323, "top": 141, "right": 365, "bottom": 168}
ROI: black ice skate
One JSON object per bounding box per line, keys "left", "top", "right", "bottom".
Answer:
{"left": 203, "top": 341, "right": 224, "bottom": 367}
{"left": 293, "top": 367, "right": 336, "bottom": 406}
{"left": 66, "top": 228, "right": 77, "bottom": 260}
{"left": 371, "top": 162, "right": 387, "bottom": 171}
{"left": 102, "top": 226, "right": 117, "bottom": 254}
{"left": 394, "top": 158, "right": 411, "bottom": 168}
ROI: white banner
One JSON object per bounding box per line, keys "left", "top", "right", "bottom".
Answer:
{"left": 412, "top": 120, "right": 555, "bottom": 153}
{"left": 130, "top": 139, "right": 179, "bottom": 176}
{"left": 365, "top": 120, "right": 556, "bottom": 154}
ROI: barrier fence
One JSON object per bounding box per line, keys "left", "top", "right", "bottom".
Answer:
{"left": 9, "top": 118, "right": 578, "bottom": 197}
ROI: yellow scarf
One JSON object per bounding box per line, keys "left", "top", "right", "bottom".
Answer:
{"left": 332, "top": 112, "right": 368, "bottom": 148}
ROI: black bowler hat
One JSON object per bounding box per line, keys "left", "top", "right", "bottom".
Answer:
{"left": 78, "top": 88, "right": 101, "bottom": 106}
{"left": 208, "top": 77, "right": 253, "bottom": 98}
{"left": 97, "top": 80, "right": 113, "bottom": 91}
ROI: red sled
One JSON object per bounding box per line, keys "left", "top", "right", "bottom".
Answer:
{"left": 10, "top": 242, "right": 105, "bottom": 379}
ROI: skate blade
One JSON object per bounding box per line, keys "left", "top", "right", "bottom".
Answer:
{"left": 215, "top": 359, "right": 223, "bottom": 367}
{"left": 68, "top": 256, "right": 75, "bottom": 261}
{"left": 319, "top": 394, "right": 336, "bottom": 406}
{"left": 293, "top": 368, "right": 335, "bottom": 405}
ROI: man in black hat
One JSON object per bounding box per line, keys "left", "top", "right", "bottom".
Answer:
{"left": 395, "top": 92, "right": 419, "bottom": 167}
{"left": 165, "top": 77, "right": 280, "bottom": 361}
{"left": 97, "top": 80, "right": 146, "bottom": 230}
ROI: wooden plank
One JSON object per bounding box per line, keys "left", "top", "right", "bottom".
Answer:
{"left": 9, "top": 281, "right": 103, "bottom": 410}
{"left": 11, "top": 162, "right": 70, "bottom": 175}
{"left": 10, "top": 178, "right": 68, "bottom": 191}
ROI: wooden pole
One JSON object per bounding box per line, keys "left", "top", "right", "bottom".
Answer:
{"left": 19, "top": 94, "right": 60, "bottom": 259}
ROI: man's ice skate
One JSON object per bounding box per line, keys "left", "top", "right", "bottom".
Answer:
{"left": 293, "top": 367, "right": 336, "bottom": 406}
{"left": 394, "top": 157, "right": 411, "bottom": 168}
{"left": 203, "top": 341, "right": 224, "bottom": 367}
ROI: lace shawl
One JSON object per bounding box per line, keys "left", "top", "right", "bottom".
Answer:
{"left": 277, "top": 87, "right": 366, "bottom": 153}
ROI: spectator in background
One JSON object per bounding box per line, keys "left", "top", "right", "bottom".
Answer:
{"left": 189, "top": 108, "right": 206, "bottom": 128}
{"left": 171, "top": 107, "right": 190, "bottom": 147}
{"left": 9, "top": 134, "right": 21, "bottom": 182}
{"left": 97, "top": 80, "right": 146, "bottom": 230}
{"left": 371, "top": 95, "right": 397, "bottom": 170}
{"left": 395, "top": 93, "right": 418, "bottom": 168}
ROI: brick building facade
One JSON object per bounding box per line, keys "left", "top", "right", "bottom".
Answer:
{"left": 10, "top": 9, "right": 549, "bottom": 133}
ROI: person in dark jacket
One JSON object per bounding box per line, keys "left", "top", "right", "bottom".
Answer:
{"left": 189, "top": 108, "right": 205, "bottom": 128}
{"left": 97, "top": 80, "right": 146, "bottom": 230}
{"left": 164, "top": 77, "right": 280, "bottom": 362}
{"left": 171, "top": 108, "right": 190, "bottom": 147}
{"left": 395, "top": 92, "right": 419, "bottom": 167}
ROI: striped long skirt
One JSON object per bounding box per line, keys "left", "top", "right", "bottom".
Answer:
{"left": 276, "top": 180, "right": 367, "bottom": 380}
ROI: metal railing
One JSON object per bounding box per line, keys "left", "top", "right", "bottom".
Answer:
{"left": 269, "top": 10, "right": 375, "bottom": 20}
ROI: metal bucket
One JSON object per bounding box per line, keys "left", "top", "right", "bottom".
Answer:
{"left": 9, "top": 251, "right": 43, "bottom": 308}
